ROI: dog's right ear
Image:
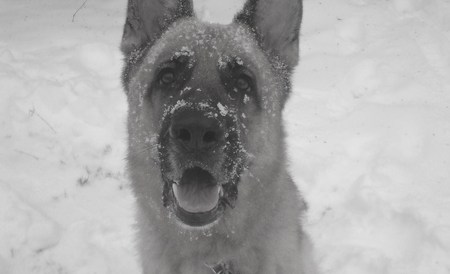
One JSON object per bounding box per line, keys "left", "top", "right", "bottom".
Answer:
{"left": 121, "top": 0, "right": 193, "bottom": 58}
{"left": 234, "top": 0, "right": 303, "bottom": 70}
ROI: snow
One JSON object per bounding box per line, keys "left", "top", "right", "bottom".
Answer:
{"left": 285, "top": 0, "right": 450, "bottom": 273}
{"left": 217, "top": 102, "right": 229, "bottom": 116}
{"left": 1, "top": 0, "right": 450, "bottom": 273}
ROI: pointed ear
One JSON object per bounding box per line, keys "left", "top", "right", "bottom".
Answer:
{"left": 121, "top": 0, "right": 193, "bottom": 58}
{"left": 235, "top": 0, "right": 303, "bottom": 70}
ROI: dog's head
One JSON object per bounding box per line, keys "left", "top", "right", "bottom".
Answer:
{"left": 122, "top": 0, "right": 302, "bottom": 229}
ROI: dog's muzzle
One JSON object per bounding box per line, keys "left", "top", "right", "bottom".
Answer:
{"left": 160, "top": 108, "right": 242, "bottom": 227}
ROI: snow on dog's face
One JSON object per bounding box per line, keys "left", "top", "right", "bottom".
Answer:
{"left": 122, "top": 0, "right": 302, "bottom": 231}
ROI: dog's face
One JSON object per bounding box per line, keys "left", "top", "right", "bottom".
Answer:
{"left": 122, "top": 0, "right": 302, "bottom": 230}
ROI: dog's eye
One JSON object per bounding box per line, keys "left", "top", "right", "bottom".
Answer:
{"left": 159, "top": 69, "right": 176, "bottom": 85}
{"left": 235, "top": 75, "right": 251, "bottom": 91}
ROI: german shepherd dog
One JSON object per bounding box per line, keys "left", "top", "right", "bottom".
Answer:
{"left": 121, "top": 0, "right": 316, "bottom": 273}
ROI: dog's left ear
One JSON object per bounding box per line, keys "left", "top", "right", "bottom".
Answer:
{"left": 235, "top": 0, "right": 303, "bottom": 70}
{"left": 121, "top": 0, "right": 193, "bottom": 59}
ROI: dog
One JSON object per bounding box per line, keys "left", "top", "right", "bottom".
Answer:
{"left": 120, "top": 0, "right": 316, "bottom": 273}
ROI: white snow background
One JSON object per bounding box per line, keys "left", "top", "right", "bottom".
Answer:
{"left": 1, "top": 0, "right": 450, "bottom": 273}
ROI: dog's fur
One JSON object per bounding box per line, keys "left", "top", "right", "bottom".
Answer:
{"left": 121, "top": 0, "right": 316, "bottom": 273}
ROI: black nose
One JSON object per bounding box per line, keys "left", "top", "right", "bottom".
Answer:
{"left": 170, "top": 110, "right": 223, "bottom": 151}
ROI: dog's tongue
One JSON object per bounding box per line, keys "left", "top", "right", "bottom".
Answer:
{"left": 173, "top": 168, "right": 220, "bottom": 213}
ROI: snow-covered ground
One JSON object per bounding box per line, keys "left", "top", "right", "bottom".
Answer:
{"left": 1, "top": 0, "right": 450, "bottom": 273}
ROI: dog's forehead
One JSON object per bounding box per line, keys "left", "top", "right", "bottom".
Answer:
{"left": 149, "top": 19, "right": 263, "bottom": 66}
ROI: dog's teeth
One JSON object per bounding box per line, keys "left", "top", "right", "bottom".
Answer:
{"left": 219, "top": 186, "right": 224, "bottom": 197}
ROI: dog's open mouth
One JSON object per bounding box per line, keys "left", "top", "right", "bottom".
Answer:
{"left": 171, "top": 167, "right": 223, "bottom": 227}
